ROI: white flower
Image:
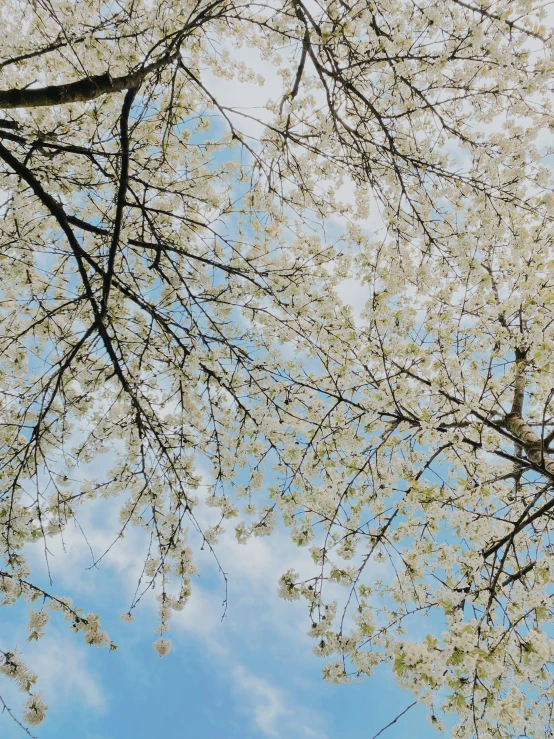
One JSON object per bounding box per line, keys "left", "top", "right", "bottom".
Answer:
{"left": 152, "top": 638, "right": 172, "bottom": 658}
{"left": 22, "top": 693, "right": 47, "bottom": 726}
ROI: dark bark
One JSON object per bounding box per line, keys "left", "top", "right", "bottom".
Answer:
{"left": 0, "top": 55, "right": 173, "bottom": 109}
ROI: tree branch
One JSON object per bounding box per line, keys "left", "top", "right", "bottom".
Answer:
{"left": 0, "top": 54, "right": 174, "bottom": 109}
{"left": 370, "top": 701, "right": 417, "bottom": 739}
{"left": 0, "top": 694, "right": 36, "bottom": 739}
{"left": 101, "top": 86, "right": 137, "bottom": 315}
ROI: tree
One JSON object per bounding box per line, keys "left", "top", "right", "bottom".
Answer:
{"left": 0, "top": 0, "right": 553, "bottom": 735}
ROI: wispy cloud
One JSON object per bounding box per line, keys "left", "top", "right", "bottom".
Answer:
{"left": 232, "top": 664, "right": 327, "bottom": 739}
{"left": 20, "top": 633, "right": 106, "bottom": 713}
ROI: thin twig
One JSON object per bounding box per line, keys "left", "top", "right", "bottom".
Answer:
{"left": 370, "top": 701, "right": 417, "bottom": 739}
{"left": 0, "top": 694, "right": 36, "bottom": 738}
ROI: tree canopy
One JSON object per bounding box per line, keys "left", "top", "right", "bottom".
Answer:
{"left": 1, "top": 0, "right": 554, "bottom": 736}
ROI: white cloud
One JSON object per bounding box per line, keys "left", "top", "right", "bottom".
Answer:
{"left": 336, "top": 277, "right": 369, "bottom": 325}
{"left": 28, "top": 635, "right": 106, "bottom": 712}
{"left": 232, "top": 664, "right": 327, "bottom": 739}
{"left": 201, "top": 43, "right": 283, "bottom": 140}
{"left": 235, "top": 664, "right": 295, "bottom": 737}
{"left": 172, "top": 585, "right": 227, "bottom": 655}
{"left": 169, "top": 525, "right": 331, "bottom": 738}
{"left": 232, "top": 664, "right": 288, "bottom": 736}
{"left": 172, "top": 529, "right": 315, "bottom": 656}
{"left": 0, "top": 631, "right": 105, "bottom": 729}
{"left": 26, "top": 493, "right": 148, "bottom": 603}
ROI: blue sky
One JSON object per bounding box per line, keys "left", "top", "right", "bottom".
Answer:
{"left": 0, "top": 448, "right": 437, "bottom": 739}
{"left": 0, "top": 502, "right": 437, "bottom": 739}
